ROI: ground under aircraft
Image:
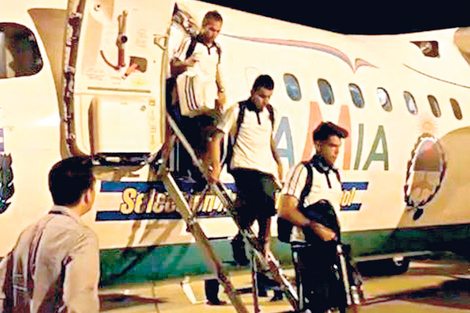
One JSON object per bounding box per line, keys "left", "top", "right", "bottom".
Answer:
{"left": 1, "top": 0, "right": 470, "bottom": 285}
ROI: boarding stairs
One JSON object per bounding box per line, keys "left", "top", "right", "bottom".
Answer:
{"left": 147, "top": 113, "right": 300, "bottom": 313}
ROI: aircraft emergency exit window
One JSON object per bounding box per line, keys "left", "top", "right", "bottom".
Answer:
{"left": 0, "top": 23, "right": 43, "bottom": 79}
{"left": 450, "top": 98, "right": 463, "bottom": 120}
{"left": 404, "top": 91, "right": 418, "bottom": 115}
{"left": 377, "top": 88, "right": 392, "bottom": 111}
{"left": 427, "top": 95, "right": 441, "bottom": 117}
{"left": 318, "top": 79, "right": 334, "bottom": 104}
{"left": 349, "top": 84, "right": 364, "bottom": 108}
{"left": 283, "top": 74, "right": 301, "bottom": 101}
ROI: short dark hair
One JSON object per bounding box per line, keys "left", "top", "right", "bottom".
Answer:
{"left": 48, "top": 156, "right": 95, "bottom": 206}
{"left": 202, "top": 10, "right": 223, "bottom": 26}
{"left": 313, "top": 122, "right": 349, "bottom": 142}
{"left": 252, "top": 74, "right": 274, "bottom": 92}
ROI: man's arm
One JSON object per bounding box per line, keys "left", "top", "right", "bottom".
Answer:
{"left": 215, "top": 64, "right": 226, "bottom": 110}
{"left": 271, "top": 138, "right": 283, "bottom": 185}
{"left": 170, "top": 37, "right": 199, "bottom": 77}
{"left": 278, "top": 194, "right": 308, "bottom": 227}
{"left": 278, "top": 194, "right": 337, "bottom": 241}
{"left": 269, "top": 106, "right": 282, "bottom": 184}
{"left": 170, "top": 55, "right": 199, "bottom": 77}
{"left": 63, "top": 231, "right": 100, "bottom": 313}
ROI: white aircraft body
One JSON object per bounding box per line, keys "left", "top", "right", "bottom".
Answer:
{"left": 1, "top": 0, "right": 470, "bottom": 283}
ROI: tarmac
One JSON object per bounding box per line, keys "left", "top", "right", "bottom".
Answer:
{"left": 99, "top": 253, "right": 470, "bottom": 313}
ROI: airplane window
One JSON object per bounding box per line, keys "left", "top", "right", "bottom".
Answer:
{"left": 318, "top": 79, "right": 334, "bottom": 105}
{"left": 404, "top": 91, "right": 418, "bottom": 115}
{"left": 349, "top": 83, "right": 364, "bottom": 108}
{"left": 283, "top": 74, "right": 301, "bottom": 101}
{"left": 0, "top": 23, "right": 42, "bottom": 79}
{"left": 450, "top": 98, "right": 463, "bottom": 120}
{"left": 377, "top": 88, "right": 392, "bottom": 111}
{"left": 427, "top": 95, "right": 441, "bottom": 117}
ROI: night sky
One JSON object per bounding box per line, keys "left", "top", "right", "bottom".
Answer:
{"left": 203, "top": 1, "right": 469, "bottom": 35}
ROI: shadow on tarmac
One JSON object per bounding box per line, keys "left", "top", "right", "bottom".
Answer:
{"left": 364, "top": 278, "right": 470, "bottom": 310}
{"left": 100, "top": 293, "right": 167, "bottom": 311}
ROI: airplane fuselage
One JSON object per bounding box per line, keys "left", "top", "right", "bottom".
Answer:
{"left": 1, "top": 0, "right": 470, "bottom": 283}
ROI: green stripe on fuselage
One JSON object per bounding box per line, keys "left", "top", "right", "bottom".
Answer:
{"left": 99, "top": 223, "right": 470, "bottom": 286}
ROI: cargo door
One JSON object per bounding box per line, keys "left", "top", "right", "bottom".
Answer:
{"left": 62, "top": 0, "right": 175, "bottom": 163}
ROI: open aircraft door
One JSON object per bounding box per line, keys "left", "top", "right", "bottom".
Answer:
{"left": 61, "top": 0, "right": 175, "bottom": 164}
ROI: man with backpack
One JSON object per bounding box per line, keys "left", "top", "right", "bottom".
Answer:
{"left": 168, "top": 10, "right": 228, "bottom": 305}
{"left": 169, "top": 10, "right": 226, "bottom": 170}
{"left": 208, "top": 74, "right": 283, "bottom": 267}
{"left": 278, "top": 121, "right": 353, "bottom": 313}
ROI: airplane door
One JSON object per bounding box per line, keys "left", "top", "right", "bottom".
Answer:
{"left": 62, "top": 0, "right": 175, "bottom": 163}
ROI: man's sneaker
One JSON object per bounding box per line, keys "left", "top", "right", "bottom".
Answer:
{"left": 230, "top": 235, "right": 250, "bottom": 266}
{"left": 256, "top": 272, "right": 277, "bottom": 297}
{"left": 206, "top": 299, "right": 227, "bottom": 306}
{"left": 270, "top": 289, "right": 284, "bottom": 301}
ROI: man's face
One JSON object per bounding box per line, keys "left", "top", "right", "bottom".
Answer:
{"left": 250, "top": 87, "right": 273, "bottom": 110}
{"left": 201, "top": 19, "right": 222, "bottom": 45}
{"left": 315, "top": 135, "right": 342, "bottom": 167}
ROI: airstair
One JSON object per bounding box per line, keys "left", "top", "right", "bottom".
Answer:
{"left": 148, "top": 114, "right": 300, "bottom": 313}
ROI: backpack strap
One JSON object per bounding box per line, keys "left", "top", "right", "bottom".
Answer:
{"left": 214, "top": 42, "right": 222, "bottom": 64}
{"left": 299, "top": 161, "right": 313, "bottom": 209}
{"left": 265, "top": 104, "right": 275, "bottom": 128}
{"left": 185, "top": 36, "right": 198, "bottom": 60}
{"left": 233, "top": 101, "right": 247, "bottom": 146}
{"left": 185, "top": 36, "right": 222, "bottom": 63}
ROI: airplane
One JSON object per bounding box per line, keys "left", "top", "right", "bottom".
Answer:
{"left": 1, "top": 0, "right": 470, "bottom": 288}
